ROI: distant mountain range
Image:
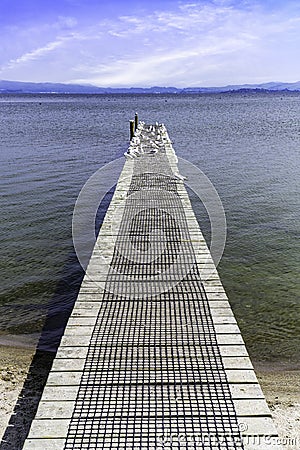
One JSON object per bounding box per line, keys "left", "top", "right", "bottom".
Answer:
{"left": 1, "top": 79, "right": 300, "bottom": 94}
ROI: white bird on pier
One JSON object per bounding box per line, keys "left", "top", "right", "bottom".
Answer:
{"left": 174, "top": 171, "right": 187, "bottom": 181}
{"left": 124, "top": 152, "right": 134, "bottom": 160}
{"left": 132, "top": 136, "right": 140, "bottom": 145}
{"left": 130, "top": 148, "right": 141, "bottom": 157}
{"left": 149, "top": 140, "right": 159, "bottom": 149}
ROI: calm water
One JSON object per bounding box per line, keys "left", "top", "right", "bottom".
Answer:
{"left": 0, "top": 92, "right": 299, "bottom": 364}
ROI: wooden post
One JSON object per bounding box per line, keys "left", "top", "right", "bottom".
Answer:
{"left": 130, "top": 120, "right": 135, "bottom": 140}
{"left": 135, "top": 112, "right": 138, "bottom": 131}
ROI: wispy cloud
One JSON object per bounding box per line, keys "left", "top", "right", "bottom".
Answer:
{"left": 2, "top": 39, "right": 67, "bottom": 71}
{"left": 71, "top": 34, "right": 253, "bottom": 87}
{"left": 1, "top": 1, "right": 300, "bottom": 86}
{"left": 69, "top": 3, "right": 272, "bottom": 86}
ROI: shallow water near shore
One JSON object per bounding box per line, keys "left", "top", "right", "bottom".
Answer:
{"left": 0, "top": 92, "right": 299, "bottom": 364}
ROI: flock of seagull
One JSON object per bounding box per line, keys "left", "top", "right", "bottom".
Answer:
{"left": 124, "top": 121, "right": 166, "bottom": 160}
{"left": 124, "top": 121, "right": 187, "bottom": 181}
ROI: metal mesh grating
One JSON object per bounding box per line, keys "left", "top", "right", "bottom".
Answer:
{"left": 64, "top": 126, "right": 244, "bottom": 449}
{"left": 129, "top": 173, "right": 178, "bottom": 193}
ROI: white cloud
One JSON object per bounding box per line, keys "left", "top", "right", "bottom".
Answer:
{"left": 1, "top": 37, "right": 72, "bottom": 71}
{"left": 1, "top": 1, "right": 300, "bottom": 86}
{"left": 68, "top": 3, "right": 267, "bottom": 86}
{"left": 70, "top": 35, "right": 256, "bottom": 87}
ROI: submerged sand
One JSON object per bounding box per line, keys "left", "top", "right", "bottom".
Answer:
{"left": 0, "top": 341, "right": 299, "bottom": 449}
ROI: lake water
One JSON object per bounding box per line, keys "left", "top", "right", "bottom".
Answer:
{"left": 0, "top": 92, "right": 299, "bottom": 365}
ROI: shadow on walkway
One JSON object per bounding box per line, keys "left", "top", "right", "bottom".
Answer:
{"left": 0, "top": 248, "right": 84, "bottom": 450}
{"left": 0, "top": 350, "right": 56, "bottom": 450}
{"left": 0, "top": 188, "right": 115, "bottom": 450}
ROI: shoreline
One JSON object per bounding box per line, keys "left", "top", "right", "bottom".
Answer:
{"left": 0, "top": 342, "right": 36, "bottom": 445}
{"left": 254, "top": 364, "right": 300, "bottom": 449}
{"left": 0, "top": 340, "right": 299, "bottom": 448}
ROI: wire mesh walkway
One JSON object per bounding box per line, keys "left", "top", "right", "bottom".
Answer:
{"left": 23, "top": 122, "right": 281, "bottom": 450}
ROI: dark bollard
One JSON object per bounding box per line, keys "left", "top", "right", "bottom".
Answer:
{"left": 130, "top": 120, "right": 135, "bottom": 140}
{"left": 135, "top": 112, "right": 138, "bottom": 131}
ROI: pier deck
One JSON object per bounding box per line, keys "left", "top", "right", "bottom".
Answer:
{"left": 23, "top": 121, "right": 281, "bottom": 449}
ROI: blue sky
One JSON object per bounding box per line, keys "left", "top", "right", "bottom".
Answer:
{"left": 1, "top": 0, "right": 300, "bottom": 87}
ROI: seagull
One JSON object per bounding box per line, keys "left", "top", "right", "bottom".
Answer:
{"left": 124, "top": 152, "right": 134, "bottom": 160}
{"left": 128, "top": 145, "right": 140, "bottom": 156}
{"left": 132, "top": 136, "right": 140, "bottom": 145}
{"left": 130, "top": 148, "right": 141, "bottom": 157}
{"left": 174, "top": 172, "right": 187, "bottom": 181}
{"left": 149, "top": 140, "right": 159, "bottom": 149}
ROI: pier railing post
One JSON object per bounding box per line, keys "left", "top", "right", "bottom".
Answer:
{"left": 130, "top": 120, "right": 135, "bottom": 140}
{"left": 135, "top": 112, "right": 138, "bottom": 131}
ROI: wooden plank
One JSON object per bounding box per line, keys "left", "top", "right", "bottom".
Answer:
{"left": 230, "top": 384, "right": 265, "bottom": 399}
{"left": 67, "top": 317, "right": 97, "bottom": 326}
{"left": 59, "top": 335, "right": 91, "bottom": 347}
{"left": 214, "top": 324, "right": 240, "bottom": 334}
{"left": 226, "top": 369, "right": 258, "bottom": 383}
{"left": 55, "top": 346, "right": 89, "bottom": 359}
{"left": 42, "top": 386, "right": 79, "bottom": 401}
{"left": 35, "top": 400, "right": 75, "bottom": 420}
{"left": 216, "top": 333, "right": 245, "bottom": 345}
{"left": 46, "top": 371, "right": 82, "bottom": 386}
{"left": 26, "top": 419, "right": 70, "bottom": 439}
{"left": 222, "top": 356, "right": 253, "bottom": 369}
{"left": 219, "top": 345, "right": 249, "bottom": 357}
{"left": 23, "top": 439, "right": 66, "bottom": 450}
{"left": 51, "top": 358, "right": 85, "bottom": 371}
{"left": 72, "top": 300, "right": 103, "bottom": 309}
{"left": 35, "top": 401, "right": 76, "bottom": 419}
{"left": 238, "top": 416, "right": 278, "bottom": 436}
{"left": 207, "top": 300, "right": 232, "bottom": 308}
{"left": 206, "top": 292, "right": 230, "bottom": 300}
{"left": 62, "top": 325, "right": 95, "bottom": 336}
{"left": 233, "top": 399, "right": 271, "bottom": 416}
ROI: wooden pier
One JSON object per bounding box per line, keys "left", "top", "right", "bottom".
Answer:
{"left": 23, "top": 119, "right": 281, "bottom": 449}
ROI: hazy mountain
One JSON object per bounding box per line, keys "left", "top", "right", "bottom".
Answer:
{"left": 1, "top": 79, "right": 300, "bottom": 94}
